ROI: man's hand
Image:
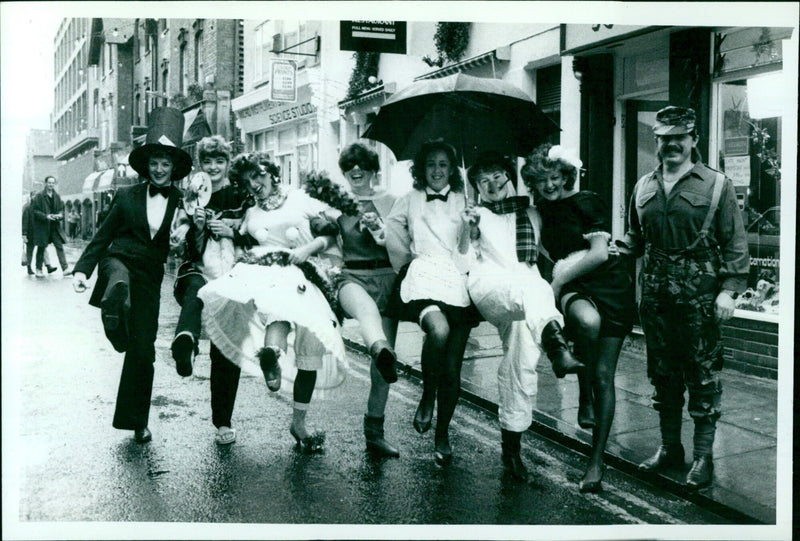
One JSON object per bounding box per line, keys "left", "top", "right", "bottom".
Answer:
{"left": 715, "top": 291, "right": 736, "bottom": 321}
{"left": 72, "top": 272, "right": 88, "bottom": 293}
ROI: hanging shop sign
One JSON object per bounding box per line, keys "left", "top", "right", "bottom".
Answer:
{"left": 270, "top": 59, "right": 298, "bottom": 103}
{"left": 340, "top": 21, "right": 407, "bottom": 54}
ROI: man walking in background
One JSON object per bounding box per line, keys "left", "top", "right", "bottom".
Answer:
{"left": 31, "top": 176, "right": 70, "bottom": 277}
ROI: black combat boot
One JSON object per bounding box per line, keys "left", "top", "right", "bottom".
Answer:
{"left": 639, "top": 443, "right": 685, "bottom": 471}
{"left": 541, "top": 321, "right": 584, "bottom": 378}
{"left": 501, "top": 429, "right": 528, "bottom": 481}
{"left": 364, "top": 415, "right": 400, "bottom": 457}
{"left": 686, "top": 454, "right": 714, "bottom": 489}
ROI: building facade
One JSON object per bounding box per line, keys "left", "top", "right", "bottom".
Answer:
{"left": 22, "top": 129, "right": 58, "bottom": 196}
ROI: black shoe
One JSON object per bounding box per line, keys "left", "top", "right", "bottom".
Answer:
{"left": 289, "top": 425, "right": 325, "bottom": 454}
{"left": 541, "top": 321, "right": 584, "bottom": 378}
{"left": 171, "top": 333, "right": 195, "bottom": 377}
{"left": 27, "top": 267, "right": 34, "bottom": 275}
{"left": 686, "top": 456, "right": 713, "bottom": 489}
{"left": 638, "top": 444, "right": 685, "bottom": 472}
{"left": 413, "top": 397, "right": 434, "bottom": 434}
{"left": 101, "top": 281, "right": 129, "bottom": 353}
{"left": 134, "top": 427, "right": 152, "bottom": 443}
{"left": 364, "top": 415, "right": 400, "bottom": 458}
{"left": 369, "top": 340, "right": 398, "bottom": 384}
{"left": 501, "top": 430, "right": 528, "bottom": 481}
{"left": 434, "top": 436, "right": 452, "bottom": 467}
{"left": 46, "top": 265, "right": 58, "bottom": 274}
{"left": 257, "top": 346, "right": 282, "bottom": 392}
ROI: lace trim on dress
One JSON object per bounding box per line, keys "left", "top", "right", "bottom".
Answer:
{"left": 582, "top": 230, "right": 611, "bottom": 243}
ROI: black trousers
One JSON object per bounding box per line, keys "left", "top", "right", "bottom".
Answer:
{"left": 174, "top": 273, "right": 205, "bottom": 340}
{"left": 100, "top": 257, "right": 162, "bottom": 431}
{"left": 210, "top": 342, "right": 242, "bottom": 428}
{"left": 35, "top": 238, "right": 68, "bottom": 270}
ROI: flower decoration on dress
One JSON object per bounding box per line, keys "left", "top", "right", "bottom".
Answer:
{"left": 256, "top": 183, "right": 289, "bottom": 211}
{"left": 547, "top": 145, "right": 583, "bottom": 172}
{"left": 303, "top": 171, "right": 360, "bottom": 216}
{"left": 285, "top": 226, "right": 300, "bottom": 248}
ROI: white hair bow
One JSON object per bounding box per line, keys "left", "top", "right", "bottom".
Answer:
{"left": 548, "top": 145, "right": 583, "bottom": 171}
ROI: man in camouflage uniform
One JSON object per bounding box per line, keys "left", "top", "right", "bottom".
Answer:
{"left": 620, "top": 106, "right": 749, "bottom": 489}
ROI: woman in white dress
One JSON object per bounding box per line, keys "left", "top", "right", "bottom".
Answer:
{"left": 198, "top": 153, "right": 345, "bottom": 454}
{"left": 385, "top": 140, "right": 481, "bottom": 467}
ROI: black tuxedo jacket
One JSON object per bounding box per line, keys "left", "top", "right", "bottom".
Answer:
{"left": 74, "top": 182, "right": 181, "bottom": 307}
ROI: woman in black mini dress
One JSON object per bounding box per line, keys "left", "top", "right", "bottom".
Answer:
{"left": 522, "top": 143, "right": 635, "bottom": 493}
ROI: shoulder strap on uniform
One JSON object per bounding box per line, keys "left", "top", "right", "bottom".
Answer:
{"left": 687, "top": 171, "right": 726, "bottom": 250}
{"left": 634, "top": 171, "right": 656, "bottom": 226}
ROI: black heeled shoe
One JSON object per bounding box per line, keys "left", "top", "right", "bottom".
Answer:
{"left": 289, "top": 425, "right": 325, "bottom": 454}
{"left": 257, "top": 346, "right": 282, "bottom": 392}
{"left": 434, "top": 435, "right": 452, "bottom": 467}
{"left": 579, "top": 465, "right": 605, "bottom": 493}
{"left": 413, "top": 398, "right": 434, "bottom": 434}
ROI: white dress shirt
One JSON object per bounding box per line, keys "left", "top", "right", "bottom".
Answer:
{"left": 146, "top": 188, "right": 169, "bottom": 239}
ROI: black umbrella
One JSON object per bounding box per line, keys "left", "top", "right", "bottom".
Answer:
{"left": 362, "top": 72, "right": 559, "bottom": 168}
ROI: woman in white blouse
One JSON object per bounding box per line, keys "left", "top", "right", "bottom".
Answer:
{"left": 385, "top": 140, "right": 481, "bottom": 467}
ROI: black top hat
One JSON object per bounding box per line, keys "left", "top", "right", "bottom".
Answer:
{"left": 129, "top": 107, "right": 193, "bottom": 181}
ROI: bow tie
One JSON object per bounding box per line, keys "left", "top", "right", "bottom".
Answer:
{"left": 149, "top": 183, "right": 171, "bottom": 198}
{"left": 426, "top": 193, "right": 449, "bottom": 203}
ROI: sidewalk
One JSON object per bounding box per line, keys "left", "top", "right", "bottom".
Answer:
{"left": 342, "top": 320, "right": 777, "bottom": 524}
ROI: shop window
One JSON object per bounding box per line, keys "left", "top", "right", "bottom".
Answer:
{"left": 714, "top": 71, "right": 782, "bottom": 317}
{"left": 536, "top": 64, "right": 561, "bottom": 145}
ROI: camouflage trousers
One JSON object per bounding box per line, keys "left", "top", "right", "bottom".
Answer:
{"left": 638, "top": 246, "right": 723, "bottom": 424}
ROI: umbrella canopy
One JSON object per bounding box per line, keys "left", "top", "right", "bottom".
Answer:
{"left": 362, "top": 72, "right": 559, "bottom": 167}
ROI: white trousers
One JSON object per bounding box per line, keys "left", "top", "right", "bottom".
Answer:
{"left": 496, "top": 319, "right": 541, "bottom": 432}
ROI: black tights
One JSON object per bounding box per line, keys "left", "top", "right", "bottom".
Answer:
{"left": 420, "top": 310, "right": 472, "bottom": 448}
{"left": 293, "top": 369, "right": 317, "bottom": 404}
{"left": 567, "top": 299, "right": 624, "bottom": 475}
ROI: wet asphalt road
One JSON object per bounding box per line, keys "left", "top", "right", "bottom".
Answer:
{"left": 6, "top": 248, "right": 728, "bottom": 528}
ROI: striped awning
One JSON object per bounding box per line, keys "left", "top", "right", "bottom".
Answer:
{"left": 414, "top": 49, "right": 507, "bottom": 81}
{"left": 338, "top": 84, "right": 391, "bottom": 109}
{"left": 82, "top": 171, "right": 102, "bottom": 194}
{"left": 95, "top": 169, "right": 115, "bottom": 191}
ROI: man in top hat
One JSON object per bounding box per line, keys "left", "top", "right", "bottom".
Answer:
{"left": 619, "top": 106, "right": 749, "bottom": 489}
{"left": 72, "top": 107, "right": 193, "bottom": 444}
{"left": 31, "top": 176, "right": 70, "bottom": 277}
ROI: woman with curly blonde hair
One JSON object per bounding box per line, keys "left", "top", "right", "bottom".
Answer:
{"left": 521, "top": 144, "right": 635, "bottom": 492}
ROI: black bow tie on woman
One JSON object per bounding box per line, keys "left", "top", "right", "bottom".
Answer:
{"left": 426, "top": 192, "right": 449, "bottom": 203}
{"left": 148, "top": 183, "right": 171, "bottom": 198}
{"left": 483, "top": 196, "right": 537, "bottom": 264}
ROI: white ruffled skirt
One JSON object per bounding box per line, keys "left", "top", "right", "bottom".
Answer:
{"left": 198, "top": 260, "right": 347, "bottom": 389}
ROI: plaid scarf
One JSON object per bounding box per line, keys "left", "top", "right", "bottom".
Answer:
{"left": 483, "top": 196, "right": 537, "bottom": 264}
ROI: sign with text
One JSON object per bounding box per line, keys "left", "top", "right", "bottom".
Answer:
{"left": 340, "top": 21, "right": 407, "bottom": 54}
{"left": 270, "top": 59, "right": 297, "bottom": 103}
{"left": 267, "top": 102, "right": 316, "bottom": 127}
{"left": 724, "top": 155, "right": 752, "bottom": 187}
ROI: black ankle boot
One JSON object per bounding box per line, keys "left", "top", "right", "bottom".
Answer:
{"left": 364, "top": 415, "right": 400, "bottom": 457}
{"left": 500, "top": 429, "right": 528, "bottom": 481}
{"left": 541, "top": 321, "right": 584, "bottom": 378}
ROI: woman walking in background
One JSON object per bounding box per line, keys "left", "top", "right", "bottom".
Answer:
{"left": 522, "top": 144, "right": 635, "bottom": 492}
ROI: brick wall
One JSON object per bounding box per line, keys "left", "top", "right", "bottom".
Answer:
{"left": 721, "top": 317, "right": 779, "bottom": 379}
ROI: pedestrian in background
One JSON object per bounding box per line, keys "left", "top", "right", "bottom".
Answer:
{"left": 385, "top": 140, "right": 481, "bottom": 467}
{"left": 171, "top": 135, "right": 255, "bottom": 446}
{"left": 31, "top": 175, "right": 70, "bottom": 277}
{"left": 522, "top": 143, "right": 636, "bottom": 493}
{"left": 72, "top": 107, "right": 192, "bottom": 444}
{"left": 67, "top": 207, "right": 80, "bottom": 240}
{"left": 22, "top": 191, "right": 56, "bottom": 276}
{"left": 620, "top": 106, "right": 749, "bottom": 489}
{"left": 198, "top": 153, "right": 345, "bottom": 455}
{"left": 460, "top": 151, "right": 582, "bottom": 481}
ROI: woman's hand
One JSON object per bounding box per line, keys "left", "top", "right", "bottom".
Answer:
{"left": 193, "top": 207, "right": 207, "bottom": 229}
{"left": 207, "top": 219, "right": 233, "bottom": 239}
{"left": 360, "top": 211, "right": 383, "bottom": 232}
{"left": 288, "top": 241, "right": 318, "bottom": 264}
{"left": 72, "top": 272, "right": 88, "bottom": 293}
{"left": 461, "top": 207, "right": 480, "bottom": 237}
